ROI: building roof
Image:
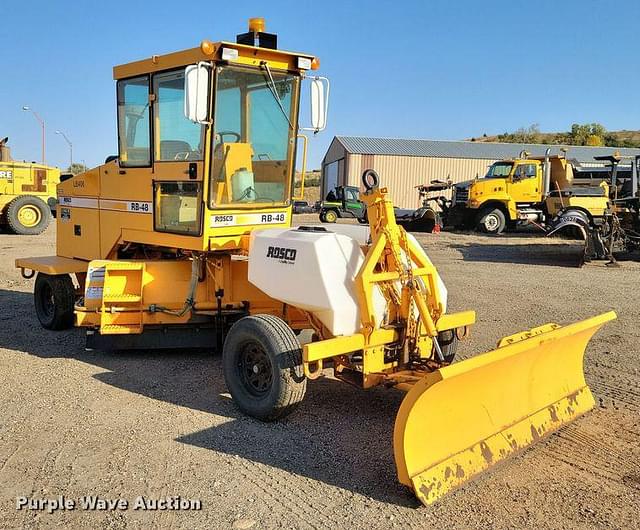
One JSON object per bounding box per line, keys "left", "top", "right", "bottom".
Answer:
{"left": 334, "top": 136, "right": 640, "bottom": 164}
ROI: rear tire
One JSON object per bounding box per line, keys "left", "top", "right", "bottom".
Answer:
{"left": 357, "top": 216, "right": 368, "bottom": 224}
{"left": 476, "top": 207, "right": 506, "bottom": 235}
{"left": 324, "top": 210, "right": 338, "bottom": 223}
{"left": 223, "top": 315, "right": 307, "bottom": 421}
{"left": 34, "top": 273, "right": 75, "bottom": 330}
{"left": 6, "top": 196, "right": 52, "bottom": 235}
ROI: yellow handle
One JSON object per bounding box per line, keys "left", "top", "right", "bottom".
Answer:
{"left": 293, "top": 134, "right": 308, "bottom": 201}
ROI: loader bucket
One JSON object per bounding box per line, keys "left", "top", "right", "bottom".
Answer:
{"left": 393, "top": 311, "right": 616, "bottom": 506}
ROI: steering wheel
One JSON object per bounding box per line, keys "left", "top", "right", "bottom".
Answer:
{"left": 217, "top": 131, "right": 241, "bottom": 143}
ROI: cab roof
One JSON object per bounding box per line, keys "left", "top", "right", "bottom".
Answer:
{"left": 113, "top": 40, "right": 314, "bottom": 80}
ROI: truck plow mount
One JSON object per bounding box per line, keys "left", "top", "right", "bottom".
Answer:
{"left": 393, "top": 311, "right": 616, "bottom": 505}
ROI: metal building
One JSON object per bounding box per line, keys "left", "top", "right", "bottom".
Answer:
{"left": 322, "top": 136, "right": 640, "bottom": 208}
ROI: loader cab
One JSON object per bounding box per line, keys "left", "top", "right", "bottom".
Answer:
{"left": 105, "top": 19, "right": 328, "bottom": 255}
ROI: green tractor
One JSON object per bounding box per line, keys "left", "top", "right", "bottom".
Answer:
{"left": 319, "top": 186, "right": 368, "bottom": 223}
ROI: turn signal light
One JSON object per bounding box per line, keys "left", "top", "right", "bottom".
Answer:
{"left": 200, "top": 40, "right": 215, "bottom": 55}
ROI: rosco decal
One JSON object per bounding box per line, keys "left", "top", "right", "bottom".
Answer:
{"left": 266, "top": 245, "right": 297, "bottom": 264}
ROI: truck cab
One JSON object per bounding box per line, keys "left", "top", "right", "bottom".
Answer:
{"left": 449, "top": 153, "right": 608, "bottom": 234}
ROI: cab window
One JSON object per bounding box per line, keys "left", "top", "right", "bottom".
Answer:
{"left": 209, "top": 65, "right": 299, "bottom": 208}
{"left": 514, "top": 164, "right": 537, "bottom": 179}
{"left": 117, "top": 76, "right": 151, "bottom": 167}
{"left": 153, "top": 70, "right": 205, "bottom": 161}
{"left": 486, "top": 162, "right": 513, "bottom": 178}
{"left": 345, "top": 188, "right": 358, "bottom": 202}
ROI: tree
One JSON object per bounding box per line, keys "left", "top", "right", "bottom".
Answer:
{"left": 497, "top": 124, "right": 541, "bottom": 144}
{"left": 66, "top": 163, "right": 88, "bottom": 175}
{"left": 585, "top": 134, "right": 603, "bottom": 146}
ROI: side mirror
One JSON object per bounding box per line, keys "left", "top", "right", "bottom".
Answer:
{"left": 302, "top": 77, "right": 330, "bottom": 133}
{"left": 184, "top": 63, "right": 210, "bottom": 124}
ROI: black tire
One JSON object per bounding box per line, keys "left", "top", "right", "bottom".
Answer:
{"left": 34, "top": 273, "right": 75, "bottom": 330}
{"left": 476, "top": 207, "right": 506, "bottom": 235}
{"left": 324, "top": 209, "right": 338, "bottom": 223}
{"left": 223, "top": 315, "right": 307, "bottom": 421}
{"left": 6, "top": 195, "right": 52, "bottom": 235}
{"left": 319, "top": 211, "right": 327, "bottom": 223}
{"left": 357, "top": 216, "right": 368, "bottom": 224}
{"left": 437, "top": 329, "right": 458, "bottom": 363}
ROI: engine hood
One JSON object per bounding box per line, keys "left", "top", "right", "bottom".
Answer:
{"left": 454, "top": 180, "right": 474, "bottom": 191}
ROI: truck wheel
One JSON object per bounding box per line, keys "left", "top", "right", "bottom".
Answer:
{"left": 6, "top": 196, "right": 52, "bottom": 235}
{"left": 324, "top": 210, "right": 338, "bottom": 223}
{"left": 223, "top": 315, "right": 307, "bottom": 421}
{"left": 476, "top": 207, "right": 506, "bottom": 235}
{"left": 34, "top": 273, "right": 75, "bottom": 330}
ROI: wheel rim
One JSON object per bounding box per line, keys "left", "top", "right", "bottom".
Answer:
{"left": 18, "top": 205, "right": 42, "bottom": 227}
{"left": 326, "top": 211, "right": 337, "bottom": 222}
{"left": 238, "top": 342, "right": 273, "bottom": 396}
{"left": 484, "top": 214, "right": 500, "bottom": 231}
{"left": 38, "top": 282, "right": 55, "bottom": 319}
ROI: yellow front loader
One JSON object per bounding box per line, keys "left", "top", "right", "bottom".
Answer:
{"left": 15, "top": 19, "right": 615, "bottom": 506}
{"left": 0, "top": 137, "right": 59, "bottom": 234}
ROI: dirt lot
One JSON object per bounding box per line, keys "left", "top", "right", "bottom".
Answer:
{"left": 1, "top": 220, "right": 639, "bottom": 529}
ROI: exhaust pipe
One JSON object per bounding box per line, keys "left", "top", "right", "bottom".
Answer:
{"left": 543, "top": 148, "right": 551, "bottom": 198}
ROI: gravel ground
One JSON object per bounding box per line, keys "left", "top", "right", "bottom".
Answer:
{"left": 0, "top": 219, "right": 639, "bottom": 529}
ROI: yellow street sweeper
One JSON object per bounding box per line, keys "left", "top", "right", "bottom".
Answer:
{"left": 15, "top": 19, "right": 615, "bottom": 505}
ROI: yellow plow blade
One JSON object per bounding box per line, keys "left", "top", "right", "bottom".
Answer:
{"left": 393, "top": 311, "right": 616, "bottom": 506}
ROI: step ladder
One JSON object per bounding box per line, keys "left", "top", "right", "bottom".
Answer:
{"left": 100, "top": 262, "right": 145, "bottom": 335}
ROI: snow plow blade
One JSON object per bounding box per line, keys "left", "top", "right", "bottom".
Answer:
{"left": 393, "top": 311, "right": 616, "bottom": 506}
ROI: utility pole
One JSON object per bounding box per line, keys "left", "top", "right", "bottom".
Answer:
{"left": 22, "top": 106, "right": 46, "bottom": 165}
{"left": 55, "top": 130, "right": 73, "bottom": 169}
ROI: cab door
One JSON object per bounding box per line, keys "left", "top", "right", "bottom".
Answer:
{"left": 151, "top": 69, "right": 207, "bottom": 236}
{"left": 344, "top": 187, "right": 365, "bottom": 217}
{"left": 507, "top": 162, "right": 542, "bottom": 203}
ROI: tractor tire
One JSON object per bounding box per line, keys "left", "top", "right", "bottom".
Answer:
{"left": 324, "top": 210, "right": 338, "bottom": 223}
{"left": 357, "top": 216, "right": 368, "bottom": 225}
{"left": 437, "top": 329, "right": 458, "bottom": 363}
{"left": 319, "top": 211, "right": 327, "bottom": 223}
{"left": 6, "top": 195, "right": 52, "bottom": 235}
{"left": 476, "top": 207, "right": 506, "bottom": 235}
{"left": 34, "top": 273, "right": 75, "bottom": 330}
{"left": 223, "top": 314, "right": 307, "bottom": 421}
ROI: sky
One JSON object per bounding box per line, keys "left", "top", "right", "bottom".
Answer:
{"left": 1, "top": 0, "right": 639, "bottom": 171}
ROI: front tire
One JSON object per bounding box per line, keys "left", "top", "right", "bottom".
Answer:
{"left": 324, "top": 210, "right": 338, "bottom": 223}
{"left": 476, "top": 207, "right": 506, "bottom": 235}
{"left": 6, "top": 196, "right": 52, "bottom": 235}
{"left": 34, "top": 273, "right": 75, "bottom": 330}
{"left": 223, "top": 315, "right": 307, "bottom": 421}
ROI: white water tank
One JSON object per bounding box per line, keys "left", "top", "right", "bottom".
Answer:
{"left": 249, "top": 227, "right": 387, "bottom": 336}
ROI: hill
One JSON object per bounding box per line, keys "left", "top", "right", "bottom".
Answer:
{"left": 469, "top": 124, "right": 640, "bottom": 148}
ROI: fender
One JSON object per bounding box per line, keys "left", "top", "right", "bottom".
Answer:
{"left": 546, "top": 208, "right": 591, "bottom": 239}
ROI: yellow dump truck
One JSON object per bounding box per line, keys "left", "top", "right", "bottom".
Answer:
{"left": 14, "top": 19, "right": 615, "bottom": 506}
{"left": 435, "top": 150, "right": 610, "bottom": 234}
{"left": 0, "top": 137, "right": 59, "bottom": 234}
